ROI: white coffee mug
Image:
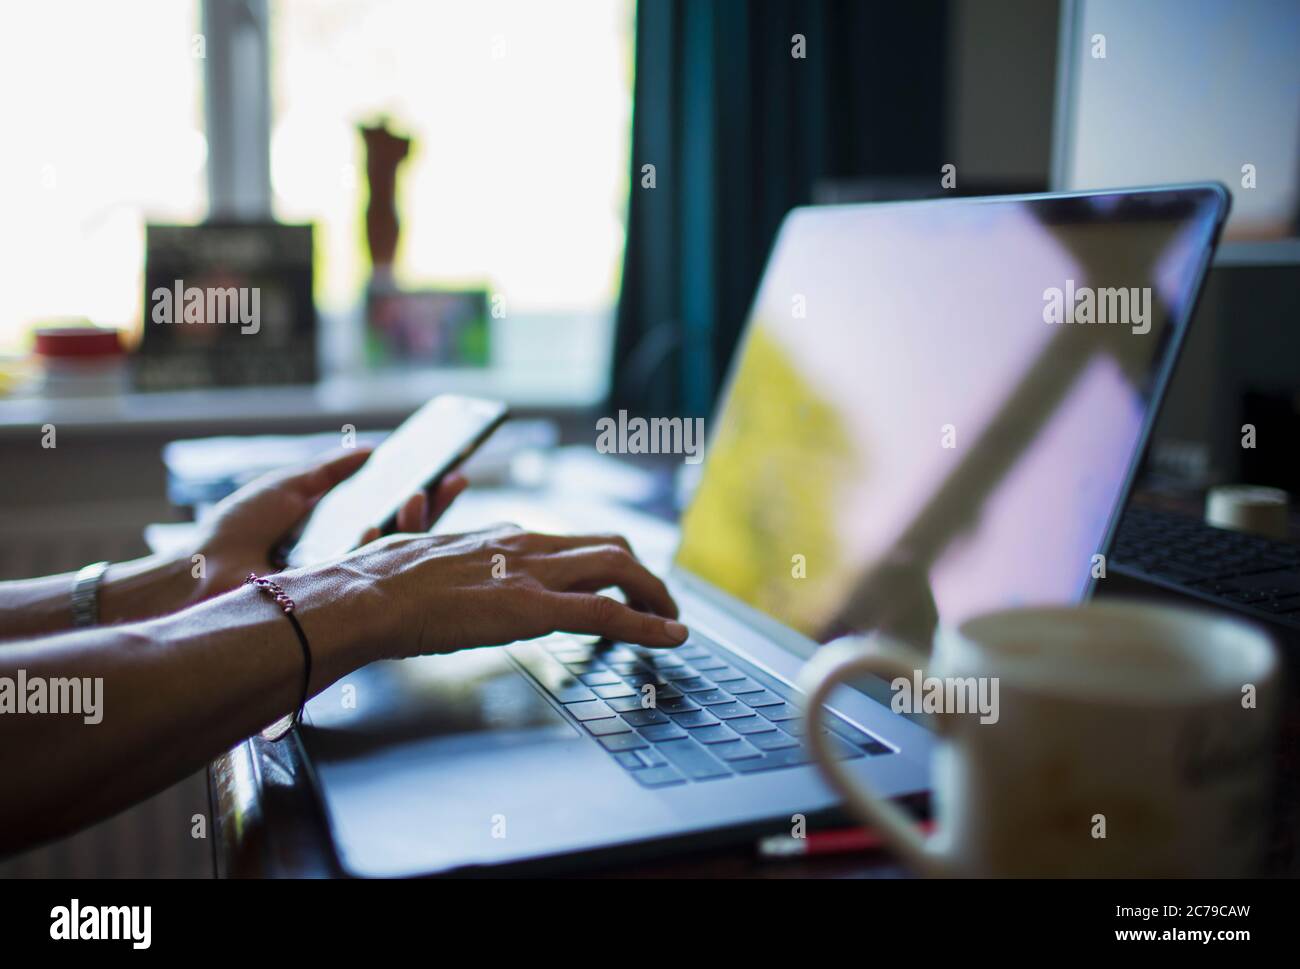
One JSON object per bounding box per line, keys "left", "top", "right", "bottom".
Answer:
{"left": 798, "top": 600, "right": 1280, "bottom": 877}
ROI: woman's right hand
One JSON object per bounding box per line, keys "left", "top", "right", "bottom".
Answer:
{"left": 293, "top": 524, "right": 687, "bottom": 664}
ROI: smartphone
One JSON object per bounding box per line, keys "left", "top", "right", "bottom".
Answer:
{"left": 285, "top": 394, "right": 509, "bottom": 567}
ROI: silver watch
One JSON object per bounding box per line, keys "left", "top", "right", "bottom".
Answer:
{"left": 71, "top": 561, "right": 110, "bottom": 628}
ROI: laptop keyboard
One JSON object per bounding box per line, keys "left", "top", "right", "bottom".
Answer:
{"left": 512, "top": 635, "right": 894, "bottom": 788}
{"left": 1111, "top": 506, "right": 1300, "bottom": 631}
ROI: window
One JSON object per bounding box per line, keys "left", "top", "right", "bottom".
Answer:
{"left": 0, "top": 1, "right": 206, "bottom": 352}
{"left": 270, "top": 0, "right": 634, "bottom": 384}
{"left": 2, "top": 0, "right": 634, "bottom": 394}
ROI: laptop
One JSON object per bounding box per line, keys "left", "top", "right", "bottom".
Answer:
{"left": 298, "top": 184, "right": 1229, "bottom": 877}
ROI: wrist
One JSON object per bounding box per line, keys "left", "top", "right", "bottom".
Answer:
{"left": 99, "top": 550, "right": 200, "bottom": 624}
{"left": 271, "top": 562, "right": 389, "bottom": 688}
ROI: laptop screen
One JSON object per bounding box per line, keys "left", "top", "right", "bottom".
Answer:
{"left": 675, "top": 187, "right": 1227, "bottom": 646}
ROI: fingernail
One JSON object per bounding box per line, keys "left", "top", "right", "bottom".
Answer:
{"left": 664, "top": 620, "right": 688, "bottom": 644}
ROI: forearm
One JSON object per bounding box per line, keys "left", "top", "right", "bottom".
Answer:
{"left": 0, "top": 568, "right": 373, "bottom": 855}
{"left": 0, "top": 551, "right": 198, "bottom": 640}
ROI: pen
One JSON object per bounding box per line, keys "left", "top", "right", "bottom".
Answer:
{"left": 757, "top": 821, "right": 936, "bottom": 858}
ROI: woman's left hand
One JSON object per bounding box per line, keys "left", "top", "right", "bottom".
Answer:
{"left": 191, "top": 448, "right": 466, "bottom": 603}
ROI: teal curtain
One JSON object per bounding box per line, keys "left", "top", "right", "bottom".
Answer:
{"left": 612, "top": 0, "right": 951, "bottom": 418}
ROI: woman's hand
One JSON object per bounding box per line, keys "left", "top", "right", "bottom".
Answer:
{"left": 189, "top": 448, "right": 464, "bottom": 603}
{"left": 293, "top": 524, "right": 687, "bottom": 660}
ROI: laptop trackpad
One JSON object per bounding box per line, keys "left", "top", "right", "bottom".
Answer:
{"left": 300, "top": 648, "right": 665, "bottom": 876}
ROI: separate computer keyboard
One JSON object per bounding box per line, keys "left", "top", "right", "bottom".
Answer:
{"left": 1111, "top": 505, "right": 1300, "bottom": 631}
{"left": 511, "top": 636, "right": 894, "bottom": 788}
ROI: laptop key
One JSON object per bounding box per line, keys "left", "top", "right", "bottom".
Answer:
{"left": 637, "top": 747, "right": 668, "bottom": 768}
{"left": 709, "top": 702, "right": 757, "bottom": 721}
{"left": 614, "top": 751, "right": 645, "bottom": 770}
{"left": 690, "top": 656, "right": 727, "bottom": 671}
{"left": 690, "top": 724, "right": 740, "bottom": 745}
{"left": 656, "top": 695, "right": 700, "bottom": 714}
{"left": 622, "top": 708, "right": 669, "bottom": 727}
{"left": 640, "top": 722, "right": 689, "bottom": 742}
{"left": 599, "top": 733, "right": 648, "bottom": 752}
{"left": 578, "top": 671, "right": 622, "bottom": 687}
{"left": 656, "top": 740, "right": 732, "bottom": 780}
{"left": 711, "top": 739, "right": 763, "bottom": 762}
{"left": 731, "top": 717, "right": 778, "bottom": 736}
{"left": 759, "top": 703, "right": 798, "bottom": 722}
{"left": 566, "top": 699, "right": 616, "bottom": 721}
{"left": 661, "top": 666, "right": 701, "bottom": 681}
{"left": 671, "top": 709, "right": 720, "bottom": 728}
{"left": 737, "top": 689, "right": 784, "bottom": 707}
{"left": 594, "top": 683, "right": 636, "bottom": 700}
{"left": 632, "top": 766, "right": 687, "bottom": 788}
{"left": 692, "top": 689, "right": 733, "bottom": 706}
{"left": 722, "top": 678, "right": 764, "bottom": 695}
{"left": 705, "top": 665, "right": 745, "bottom": 682}
{"left": 750, "top": 730, "right": 799, "bottom": 751}
{"left": 605, "top": 695, "right": 646, "bottom": 713}
{"left": 585, "top": 717, "right": 633, "bottom": 737}
{"left": 675, "top": 677, "right": 715, "bottom": 693}
{"left": 730, "top": 748, "right": 812, "bottom": 773}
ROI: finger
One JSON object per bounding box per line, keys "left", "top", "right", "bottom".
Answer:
{"left": 524, "top": 531, "right": 634, "bottom": 555}
{"left": 395, "top": 492, "right": 428, "bottom": 533}
{"left": 546, "top": 592, "right": 688, "bottom": 648}
{"left": 284, "top": 449, "right": 373, "bottom": 500}
{"left": 426, "top": 473, "right": 467, "bottom": 528}
{"left": 543, "top": 546, "right": 678, "bottom": 619}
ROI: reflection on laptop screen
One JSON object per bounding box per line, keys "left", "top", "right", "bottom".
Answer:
{"left": 675, "top": 188, "right": 1226, "bottom": 646}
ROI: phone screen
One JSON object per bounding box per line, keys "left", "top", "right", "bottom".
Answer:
{"left": 287, "top": 395, "right": 508, "bottom": 567}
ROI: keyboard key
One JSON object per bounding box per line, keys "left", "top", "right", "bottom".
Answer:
{"left": 563, "top": 661, "right": 603, "bottom": 675}
{"left": 677, "top": 644, "right": 712, "bottom": 659}
{"left": 640, "top": 722, "right": 689, "bottom": 742}
{"left": 721, "top": 678, "right": 764, "bottom": 695}
{"left": 578, "top": 671, "right": 622, "bottom": 687}
{"left": 585, "top": 717, "right": 632, "bottom": 736}
{"left": 661, "top": 666, "right": 701, "bottom": 681}
{"left": 690, "top": 724, "right": 740, "bottom": 744}
{"left": 594, "top": 683, "right": 636, "bottom": 699}
{"left": 689, "top": 656, "right": 727, "bottom": 671}
{"left": 599, "top": 733, "right": 648, "bottom": 752}
{"left": 705, "top": 666, "right": 745, "bottom": 682}
{"left": 675, "top": 677, "right": 715, "bottom": 693}
{"left": 709, "top": 701, "right": 756, "bottom": 720}
{"left": 638, "top": 683, "right": 683, "bottom": 701}
{"left": 632, "top": 766, "right": 686, "bottom": 788}
{"left": 759, "top": 703, "right": 798, "bottom": 722}
{"left": 730, "top": 746, "right": 813, "bottom": 773}
{"left": 751, "top": 730, "right": 799, "bottom": 751}
{"left": 565, "top": 699, "right": 616, "bottom": 721}
{"left": 711, "top": 739, "right": 763, "bottom": 762}
{"left": 622, "top": 708, "right": 669, "bottom": 727}
{"left": 671, "top": 709, "right": 720, "bottom": 728}
{"left": 656, "top": 739, "right": 732, "bottom": 780}
{"left": 606, "top": 661, "right": 645, "bottom": 675}
{"left": 645, "top": 655, "right": 687, "bottom": 670}
{"left": 656, "top": 695, "right": 700, "bottom": 714}
{"left": 731, "top": 717, "right": 778, "bottom": 736}
{"left": 737, "top": 690, "right": 784, "bottom": 707}
{"left": 692, "top": 689, "right": 733, "bottom": 705}
{"left": 637, "top": 747, "right": 668, "bottom": 768}
{"left": 623, "top": 672, "right": 672, "bottom": 688}
{"left": 614, "top": 751, "right": 644, "bottom": 770}
{"left": 605, "top": 695, "right": 646, "bottom": 713}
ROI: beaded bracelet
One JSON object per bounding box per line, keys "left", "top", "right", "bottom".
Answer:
{"left": 245, "top": 573, "right": 313, "bottom": 742}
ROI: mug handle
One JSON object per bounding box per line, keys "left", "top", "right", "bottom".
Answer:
{"left": 797, "top": 635, "right": 953, "bottom": 877}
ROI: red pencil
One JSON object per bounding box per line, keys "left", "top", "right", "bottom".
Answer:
{"left": 757, "top": 821, "right": 936, "bottom": 858}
